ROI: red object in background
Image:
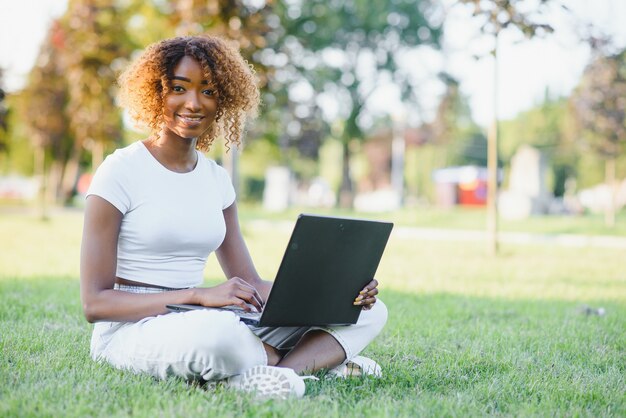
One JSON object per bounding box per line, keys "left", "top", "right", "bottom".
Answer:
{"left": 432, "top": 166, "right": 498, "bottom": 207}
{"left": 76, "top": 173, "right": 93, "bottom": 195}
{"left": 457, "top": 179, "right": 487, "bottom": 206}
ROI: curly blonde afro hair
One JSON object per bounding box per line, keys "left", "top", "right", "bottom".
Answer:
{"left": 117, "top": 35, "right": 260, "bottom": 151}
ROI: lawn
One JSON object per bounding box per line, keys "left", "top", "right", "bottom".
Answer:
{"left": 0, "top": 209, "right": 624, "bottom": 417}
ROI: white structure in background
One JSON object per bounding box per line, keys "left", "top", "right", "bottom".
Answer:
{"left": 353, "top": 110, "right": 406, "bottom": 213}
{"left": 295, "top": 177, "right": 336, "bottom": 208}
{"left": 499, "top": 145, "right": 551, "bottom": 220}
{"left": 263, "top": 169, "right": 336, "bottom": 211}
{"left": 263, "top": 166, "right": 292, "bottom": 212}
{"left": 354, "top": 188, "right": 402, "bottom": 212}
{"left": 578, "top": 179, "right": 626, "bottom": 213}
{"left": 0, "top": 175, "right": 39, "bottom": 200}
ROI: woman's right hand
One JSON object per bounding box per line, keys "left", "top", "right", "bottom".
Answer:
{"left": 193, "top": 277, "right": 264, "bottom": 312}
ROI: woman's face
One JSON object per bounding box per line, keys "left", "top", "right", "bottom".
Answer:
{"left": 161, "top": 55, "right": 218, "bottom": 141}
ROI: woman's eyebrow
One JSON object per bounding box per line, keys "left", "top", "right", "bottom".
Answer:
{"left": 171, "top": 75, "right": 210, "bottom": 85}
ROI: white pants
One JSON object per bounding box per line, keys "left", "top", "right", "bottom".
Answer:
{"left": 90, "top": 285, "right": 388, "bottom": 381}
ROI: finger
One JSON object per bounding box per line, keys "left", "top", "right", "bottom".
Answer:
{"left": 359, "top": 279, "right": 378, "bottom": 295}
{"left": 354, "top": 288, "right": 378, "bottom": 302}
{"left": 363, "top": 296, "right": 377, "bottom": 305}
{"left": 249, "top": 293, "right": 263, "bottom": 312}
{"left": 250, "top": 287, "right": 265, "bottom": 308}
{"left": 238, "top": 281, "right": 264, "bottom": 308}
{"left": 354, "top": 296, "right": 377, "bottom": 306}
{"left": 240, "top": 287, "right": 263, "bottom": 311}
{"left": 234, "top": 289, "right": 263, "bottom": 312}
{"left": 231, "top": 279, "right": 264, "bottom": 310}
{"left": 233, "top": 298, "right": 252, "bottom": 312}
{"left": 366, "top": 288, "right": 379, "bottom": 297}
{"left": 361, "top": 300, "right": 376, "bottom": 310}
{"left": 360, "top": 279, "right": 377, "bottom": 292}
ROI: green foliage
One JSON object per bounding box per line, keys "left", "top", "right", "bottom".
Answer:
{"left": 7, "top": 0, "right": 623, "bottom": 210}
{"left": 9, "top": 1, "right": 136, "bottom": 202}
{"left": 269, "top": 0, "right": 443, "bottom": 203}
{"left": 61, "top": 0, "right": 130, "bottom": 150}
{"left": 0, "top": 94, "right": 34, "bottom": 175}
{"left": 274, "top": 0, "right": 442, "bottom": 139}
{"left": 458, "top": 0, "right": 554, "bottom": 39}
{"left": 431, "top": 75, "right": 489, "bottom": 168}
{"left": 571, "top": 48, "right": 626, "bottom": 159}
{"left": 122, "top": 0, "right": 177, "bottom": 48}
{"left": 238, "top": 139, "right": 281, "bottom": 202}
{"left": 405, "top": 145, "right": 443, "bottom": 203}
{"left": 500, "top": 95, "right": 565, "bottom": 161}
{"left": 499, "top": 95, "right": 578, "bottom": 196}
{"left": 16, "top": 22, "right": 72, "bottom": 196}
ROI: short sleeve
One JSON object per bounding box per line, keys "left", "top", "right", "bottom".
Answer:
{"left": 86, "top": 154, "right": 132, "bottom": 214}
{"left": 216, "top": 164, "right": 236, "bottom": 209}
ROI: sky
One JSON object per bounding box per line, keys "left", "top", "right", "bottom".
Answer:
{"left": 1, "top": 0, "right": 625, "bottom": 127}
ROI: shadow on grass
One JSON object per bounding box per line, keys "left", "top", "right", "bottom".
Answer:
{"left": 1, "top": 277, "right": 624, "bottom": 417}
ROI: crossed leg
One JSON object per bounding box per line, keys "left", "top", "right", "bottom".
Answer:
{"left": 263, "top": 330, "right": 346, "bottom": 373}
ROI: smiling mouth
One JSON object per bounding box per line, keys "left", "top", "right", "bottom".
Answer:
{"left": 177, "top": 114, "right": 205, "bottom": 123}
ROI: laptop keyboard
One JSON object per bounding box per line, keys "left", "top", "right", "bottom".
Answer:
{"left": 218, "top": 305, "right": 261, "bottom": 319}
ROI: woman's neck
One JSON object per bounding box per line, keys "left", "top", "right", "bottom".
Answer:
{"left": 143, "top": 133, "right": 198, "bottom": 173}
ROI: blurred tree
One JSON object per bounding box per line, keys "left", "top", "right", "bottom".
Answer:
{"left": 134, "top": 1, "right": 336, "bottom": 196}
{"left": 58, "top": 0, "right": 131, "bottom": 202}
{"left": 272, "top": 0, "right": 443, "bottom": 207}
{"left": 17, "top": 21, "right": 71, "bottom": 216}
{"left": 167, "top": 0, "right": 273, "bottom": 51}
{"left": 571, "top": 45, "right": 626, "bottom": 227}
{"left": 499, "top": 94, "right": 577, "bottom": 196}
{"left": 459, "top": 0, "right": 554, "bottom": 255}
{"left": 125, "top": 0, "right": 282, "bottom": 194}
{"left": 432, "top": 73, "right": 488, "bottom": 167}
{"left": 121, "top": 1, "right": 277, "bottom": 87}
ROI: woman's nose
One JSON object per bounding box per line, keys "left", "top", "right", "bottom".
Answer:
{"left": 185, "top": 91, "right": 201, "bottom": 111}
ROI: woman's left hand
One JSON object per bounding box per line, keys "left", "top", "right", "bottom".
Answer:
{"left": 353, "top": 278, "right": 379, "bottom": 310}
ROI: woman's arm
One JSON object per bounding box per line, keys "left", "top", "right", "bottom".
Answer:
{"left": 80, "top": 196, "right": 199, "bottom": 322}
{"left": 215, "top": 203, "right": 376, "bottom": 309}
{"left": 215, "top": 202, "right": 273, "bottom": 303}
{"left": 80, "top": 196, "right": 263, "bottom": 323}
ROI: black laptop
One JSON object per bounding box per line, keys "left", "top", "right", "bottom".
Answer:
{"left": 166, "top": 214, "right": 393, "bottom": 327}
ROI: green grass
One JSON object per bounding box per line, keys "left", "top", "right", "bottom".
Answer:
{"left": 236, "top": 203, "right": 626, "bottom": 237}
{"left": 1, "top": 210, "right": 625, "bottom": 417}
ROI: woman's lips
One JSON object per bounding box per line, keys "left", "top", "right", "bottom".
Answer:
{"left": 177, "top": 114, "right": 204, "bottom": 127}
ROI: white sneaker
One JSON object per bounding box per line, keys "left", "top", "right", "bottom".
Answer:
{"left": 326, "top": 356, "right": 383, "bottom": 378}
{"left": 225, "top": 365, "right": 307, "bottom": 399}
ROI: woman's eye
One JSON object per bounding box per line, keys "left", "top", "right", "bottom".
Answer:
{"left": 172, "top": 85, "right": 184, "bottom": 92}
{"left": 203, "top": 89, "right": 215, "bottom": 96}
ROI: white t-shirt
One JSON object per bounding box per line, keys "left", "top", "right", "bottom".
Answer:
{"left": 86, "top": 141, "right": 236, "bottom": 288}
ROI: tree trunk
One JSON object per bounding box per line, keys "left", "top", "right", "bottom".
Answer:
{"left": 486, "top": 31, "right": 500, "bottom": 256}
{"left": 61, "top": 143, "right": 82, "bottom": 204}
{"left": 338, "top": 139, "right": 353, "bottom": 208}
{"left": 48, "top": 160, "right": 64, "bottom": 205}
{"left": 222, "top": 145, "right": 240, "bottom": 198}
{"left": 391, "top": 113, "right": 405, "bottom": 206}
{"left": 605, "top": 156, "right": 616, "bottom": 227}
{"left": 34, "top": 145, "right": 49, "bottom": 220}
{"left": 92, "top": 140, "right": 104, "bottom": 170}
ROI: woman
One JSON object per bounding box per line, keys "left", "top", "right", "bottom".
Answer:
{"left": 80, "top": 35, "right": 387, "bottom": 399}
